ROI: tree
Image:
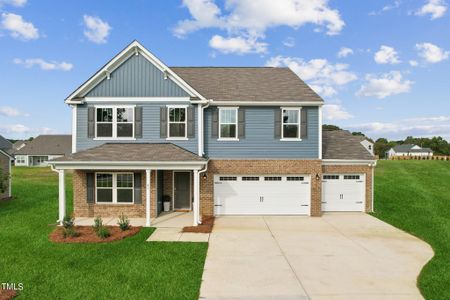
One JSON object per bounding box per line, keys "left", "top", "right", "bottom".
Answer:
{"left": 352, "top": 131, "right": 365, "bottom": 137}
{"left": 322, "top": 124, "right": 341, "bottom": 131}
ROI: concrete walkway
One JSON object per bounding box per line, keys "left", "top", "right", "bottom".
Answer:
{"left": 200, "top": 213, "right": 433, "bottom": 300}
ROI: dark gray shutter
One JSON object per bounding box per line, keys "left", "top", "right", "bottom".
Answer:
{"left": 160, "top": 107, "right": 167, "bottom": 138}
{"left": 135, "top": 106, "right": 143, "bottom": 138}
{"left": 238, "top": 108, "right": 245, "bottom": 138}
{"left": 274, "top": 109, "right": 281, "bottom": 139}
{"left": 300, "top": 108, "right": 308, "bottom": 139}
{"left": 86, "top": 173, "right": 95, "bottom": 204}
{"left": 88, "top": 107, "right": 95, "bottom": 138}
{"left": 134, "top": 172, "right": 142, "bottom": 204}
{"left": 211, "top": 108, "right": 219, "bottom": 138}
{"left": 187, "top": 107, "right": 195, "bottom": 138}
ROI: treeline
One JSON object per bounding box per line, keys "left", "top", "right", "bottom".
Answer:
{"left": 323, "top": 125, "right": 450, "bottom": 158}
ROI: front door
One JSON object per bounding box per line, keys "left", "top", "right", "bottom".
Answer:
{"left": 174, "top": 172, "right": 191, "bottom": 210}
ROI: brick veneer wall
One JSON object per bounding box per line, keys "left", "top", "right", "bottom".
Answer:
{"left": 73, "top": 170, "right": 157, "bottom": 218}
{"left": 321, "top": 164, "right": 374, "bottom": 212}
{"left": 162, "top": 170, "right": 173, "bottom": 210}
{"left": 199, "top": 159, "right": 323, "bottom": 217}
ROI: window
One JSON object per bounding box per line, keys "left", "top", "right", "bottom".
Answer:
{"left": 168, "top": 107, "right": 186, "bottom": 138}
{"left": 264, "top": 176, "right": 282, "bottom": 181}
{"left": 242, "top": 176, "right": 260, "bottom": 181}
{"left": 281, "top": 108, "right": 301, "bottom": 139}
{"left": 219, "top": 108, "right": 238, "bottom": 139}
{"left": 323, "top": 175, "right": 339, "bottom": 180}
{"left": 368, "top": 145, "right": 372, "bottom": 150}
{"left": 287, "top": 176, "right": 304, "bottom": 181}
{"left": 96, "top": 173, "right": 134, "bottom": 204}
{"left": 344, "top": 175, "right": 360, "bottom": 180}
{"left": 219, "top": 176, "right": 237, "bottom": 181}
{"left": 96, "top": 107, "right": 134, "bottom": 139}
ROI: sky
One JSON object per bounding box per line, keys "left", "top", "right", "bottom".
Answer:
{"left": 0, "top": 0, "right": 449, "bottom": 141}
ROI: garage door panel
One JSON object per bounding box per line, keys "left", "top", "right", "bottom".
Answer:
{"left": 322, "top": 174, "right": 365, "bottom": 212}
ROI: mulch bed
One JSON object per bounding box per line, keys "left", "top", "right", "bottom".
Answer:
{"left": 0, "top": 290, "right": 17, "bottom": 300}
{"left": 49, "top": 226, "right": 141, "bottom": 243}
{"left": 182, "top": 216, "right": 215, "bottom": 233}
{"left": 0, "top": 197, "right": 13, "bottom": 202}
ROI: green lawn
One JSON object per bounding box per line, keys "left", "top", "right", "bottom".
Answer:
{"left": 372, "top": 160, "right": 450, "bottom": 300}
{"left": 0, "top": 167, "right": 208, "bottom": 299}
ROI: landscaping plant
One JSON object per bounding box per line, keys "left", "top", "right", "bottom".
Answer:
{"left": 117, "top": 213, "right": 131, "bottom": 231}
{"left": 0, "top": 169, "right": 8, "bottom": 195}
{"left": 96, "top": 226, "right": 110, "bottom": 239}
{"left": 62, "top": 215, "right": 79, "bottom": 238}
{"left": 93, "top": 216, "right": 103, "bottom": 233}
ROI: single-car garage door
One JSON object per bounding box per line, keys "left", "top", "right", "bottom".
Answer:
{"left": 214, "top": 175, "right": 311, "bottom": 215}
{"left": 322, "top": 174, "right": 365, "bottom": 211}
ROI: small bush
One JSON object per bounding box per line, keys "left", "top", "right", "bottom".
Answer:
{"left": 62, "top": 216, "right": 75, "bottom": 229}
{"left": 117, "top": 213, "right": 130, "bottom": 231}
{"left": 96, "top": 226, "right": 110, "bottom": 239}
{"left": 62, "top": 227, "right": 79, "bottom": 238}
{"left": 93, "top": 216, "right": 103, "bottom": 233}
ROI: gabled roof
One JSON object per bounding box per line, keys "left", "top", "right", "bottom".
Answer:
{"left": 15, "top": 135, "right": 72, "bottom": 156}
{"left": 0, "top": 135, "right": 12, "bottom": 151}
{"left": 65, "top": 40, "right": 206, "bottom": 103}
{"left": 171, "top": 67, "right": 324, "bottom": 104}
{"left": 50, "top": 143, "right": 206, "bottom": 162}
{"left": 0, "top": 148, "right": 13, "bottom": 160}
{"left": 322, "top": 130, "right": 375, "bottom": 160}
{"left": 392, "top": 144, "right": 415, "bottom": 152}
{"left": 410, "top": 147, "right": 433, "bottom": 153}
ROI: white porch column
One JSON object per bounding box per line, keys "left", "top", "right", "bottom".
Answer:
{"left": 145, "top": 169, "right": 151, "bottom": 227}
{"left": 58, "top": 170, "right": 66, "bottom": 225}
{"left": 193, "top": 170, "right": 200, "bottom": 226}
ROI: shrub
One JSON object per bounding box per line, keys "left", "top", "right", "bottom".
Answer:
{"left": 0, "top": 169, "right": 8, "bottom": 194}
{"left": 117, "top": 213, "right": 130, "bottom": 231}
{"left": 63, "top": 227, "right": 79, "bottom": 238}
{"left": 62, "top": 215, "right": 75, "bottom": 229}
{"left": 93, "top": 216, "right": 103, "bottom": 233}
{"left": 96, "top": 226, "right": 110, "bottom": 239}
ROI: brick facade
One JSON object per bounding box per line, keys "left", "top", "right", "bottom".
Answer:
{"left": 199, "top": 159, "right": 323, "bottom": 217}
{"left": 322, "top": 164, "right": 374, "bottom": 212}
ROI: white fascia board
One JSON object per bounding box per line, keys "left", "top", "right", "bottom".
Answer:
{"left": 209, "top": 101, "right": 324, "bottom": 106}
{"left": 65, "top": 41, "right": 207, "bottom": 103}
{"left": 84, "top": 97, "right": 191, "bottom": 103}
{"left": 0, "top": 149, "right": 13, "bottom": 160}
{"left": 48, "top": 160, "right": 208, "bottom": 170}
{"left": 322, "top": 159, "right": 377, "bottom": 166}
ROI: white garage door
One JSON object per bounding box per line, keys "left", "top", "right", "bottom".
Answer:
{"left": 322, "top": 174, "right": 365, "bottom": 211}
{"left": 214, "top": 175, "right": 311, "bottom": 215}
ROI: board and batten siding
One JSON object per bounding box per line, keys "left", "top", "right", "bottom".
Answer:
{"left": 76, "top": 102, "right": 198, "bottom": 153}
{"left": 86, "top": 54, "right": 189, "bottom": 98}
{"left": 204, "top": 106, "right": 320, "bottom": 159}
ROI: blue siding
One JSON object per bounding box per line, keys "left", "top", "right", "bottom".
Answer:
{"left": 76, "top": 102, "right": 198, "bottom": 154}
{"left": 86, "top": 54, "right": 189, "bottom": 97}
{"left": 204, "top": 106, "right": 319, "bottom": 159}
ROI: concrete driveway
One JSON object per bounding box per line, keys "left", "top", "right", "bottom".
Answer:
{"left": 200, "top": 213, "right": 433, "bottom": 300}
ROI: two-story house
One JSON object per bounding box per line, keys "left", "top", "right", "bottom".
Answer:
{"left": 49, "top": 41, "right": 376, "bottom": 226}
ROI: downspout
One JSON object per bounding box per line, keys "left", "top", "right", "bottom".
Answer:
{"left": 197, "top": 161, "right": 209, "bottom": 225}
{"left": 370, "top": 161, "right": 377, "bottom": 213}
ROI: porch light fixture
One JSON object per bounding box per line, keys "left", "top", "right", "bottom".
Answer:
{"left": 202, "top": 173, "right": 207, "bottom": 180}
{"left": 315, "top": 173, "right": 320, "bottom": 181}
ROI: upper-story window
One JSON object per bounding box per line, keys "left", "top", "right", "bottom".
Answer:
{"left": 219, "top": 107, "right": 238, "bottom": 140}
{"left": 96, "top": 107, "right": 134, "bottom": 139}
{"left": 168, "top": 107, "right": 186, "bottom": 138}
{"left": 281, "top": 108, "right": 301, "bottom": 140}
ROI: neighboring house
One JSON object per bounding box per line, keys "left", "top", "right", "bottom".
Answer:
{"left": 386, "top": 144, "right": 433, "bottom": 158}
{"left": 0, "top": 135, "right": 13, "bottom": 154}
{"left": 12, "top": 140, "right": 28, "bottom": 152}
{"left": 354, "top": 135, "right": 374, "bottom": 155}
{"left": 15, "top": 135, "right": 72, "bottom": 167}
{"left": 48, "top": 41, "right": 376, "bottom": 226}
{"left": 0, "top": 149, "right": 13, "bottom": 199}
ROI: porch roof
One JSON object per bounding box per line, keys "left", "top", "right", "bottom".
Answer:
{"left": 48, "top": 143, "right": 207, "bottom": 170}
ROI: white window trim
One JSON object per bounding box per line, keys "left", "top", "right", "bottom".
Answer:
{"left": 95, "top": 172, "right": 134, "bottom": 205}
{"left": 218, "top": 107, "right": 239, "bottom": 141}
{"left": 167, "top": 105, "right": 188, "bottom": 140}
{"left": 94, "top": 105, "right": 136, "bottom": 140}
{"left": 280, "top": 107, "right": 302, "bottom": 141}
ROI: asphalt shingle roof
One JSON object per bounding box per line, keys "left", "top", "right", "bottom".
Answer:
{"left": 171, "top": 67, "right": 324, "bottom": 103}
{"left": 51, "top": 143, "right": 206, "bottom": 162}
{"left": 15, "top": 135, "right": 72, "bottom": 156}
{"left": 0, "top": 135, "right": 12, "bottom": 151}
{"left": 322, "top": 130, "right": 375, "bottom": 160}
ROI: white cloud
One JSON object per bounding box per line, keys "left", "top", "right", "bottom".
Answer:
{"left": 374, "top": 45, "right": 400, "bottom": 64}
{"left": 0, "top": 124, "right": 56, "bottom": 135}
{"left": 283, "top": 37, "right": 295, "bottom": 47}
{"left": 209, "top": 35, "right": 267, "bottom": 54}
{"left": 415, "top": 0, "right": 447, "bottom": 20}
{"left": 0, "top": 0, "right": 27, "bottom": 7}
{"left": 83, "top": 15, "right": 111, "bottom": 44}
{"left": 323, "top": 104, "right": 353, "bottom": 120}
{"left": 415, "top": 42, "right": 449, "bottom": 63}
{"left": 357, "top": 71, "right": 412, "bottom": 99}
{"left": 266, "top": 56, "right": 357, "bottom": 98}
{"left": 409, "top": 60, "right": 419, "bottom": 66}
{"left": 13, "top": 58, "right": 73, "bottom": 71}
{"left": 337, "top": 47, "right": 353, "bottom": 58}
{"left": 369, "top": 0, "right": 401, "bottom": 15}
{"left": 174, "top": 0, "right": 344, "bottom": 54}
{"left": 1, "top": 12, "right": 39, "bottom": 40}
{"left": 0, "top": 106, "right": 28, "bottom": 117}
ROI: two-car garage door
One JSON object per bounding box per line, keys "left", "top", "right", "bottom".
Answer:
{"left": 214, "top": 175, "right": 311, "bottom": 215}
